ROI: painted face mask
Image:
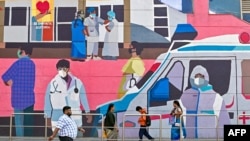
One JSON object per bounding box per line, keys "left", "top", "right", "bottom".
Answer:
{"left": 108, "top": 17, "right": 113, "bottom": 21}
{"left": 58, "top": 70, "right": 67, "bottom": 78}
{"left": 128, "top": 48, "right": 136, "bottom": 54}
{"left": 194, "top": 77, "right": 205, "bottom": 86}
{"left": 90, "top": 14, "right": 96, "bottom": 18}
{"left": 17, "top": 50, "right": 22, "bottom": 58}
{"left": 128, "top": 48, "right": 132, "bottom": 54}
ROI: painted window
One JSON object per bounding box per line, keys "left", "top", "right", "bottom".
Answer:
{"left": 4, "top": 7, "right": 9, "bottom": 26}
{"left": 242, "top": 13, "right": 250, "bottom": 23}
{"left": 241, "top": 60, "right": 250, "bottom": 99}
{"left": 241, "top": 0, "right": 250, "bottom": 19}
{"left": 57, "top": 7, "right": 76, "bottom": 41}
{"left": 113, "top": 5, "right": 124, "bottom": 22}
{"left": 208, "top": 0, "right": 240, "bottom": 18}
{"left": 58, "top": 7, "right": 76, "bottom": 22}
{"left": 154, "top": 6, "right": 168, "bottom": 37}
{"left": 99, "top": 5, "right": 124, "bottom": 22}
{"left": 11, "top": 7, "right": 27, "bottom": 26}
{"left": 100, "top": 5, "right": 111, "bottom": 20}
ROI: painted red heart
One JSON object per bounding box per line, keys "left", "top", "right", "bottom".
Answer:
{"left": 36, "top": 1, "right": 50, "bottom": 14}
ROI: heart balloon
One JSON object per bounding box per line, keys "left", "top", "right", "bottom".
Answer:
{"left": 36, "top": 0, "right": 50, "bottom": 14}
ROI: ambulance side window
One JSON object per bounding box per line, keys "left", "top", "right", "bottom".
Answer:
{"left": 241, "top": 60, "right": 250, "bottom": 99}
{"left": 149, "top": 61, "right": 184, "bottom": 107}
{"left": 188, "top": 60, "right": 231, "bottom": 96}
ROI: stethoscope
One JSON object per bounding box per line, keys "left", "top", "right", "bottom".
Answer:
{"left": 50, "top": 79, "right": 79, "bottom": 94}
{"left": 129, "top": 73, "right": 137, "bottom": 88}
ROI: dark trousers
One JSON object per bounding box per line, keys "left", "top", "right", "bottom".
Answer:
{"left": 23, "top": 105, "right": 34, "bottom": 136}
{"left": 59, "top": 136, "right": 73, "bottom": 141}
{"left": 139, "top": 126, "right": 153, "bottom": 140}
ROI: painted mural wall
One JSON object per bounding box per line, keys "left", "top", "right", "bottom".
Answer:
{"left": 0, "top": 0, "right": 250, "bottom": 139}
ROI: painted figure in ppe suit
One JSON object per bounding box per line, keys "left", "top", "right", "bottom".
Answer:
{"left": 102, "top": 10, "right": 119, "bottom": 60}
{"left": 84, "top": 7, "right": 104, "bottom": 61}
{"left": 44, "top": 59, "right": 92, "bottom": 134}
{"left": 71, "top": 11, "right": 86, "bottom": 61}
{"left": 180, "top": 65, "right": 230, "bottom": 138}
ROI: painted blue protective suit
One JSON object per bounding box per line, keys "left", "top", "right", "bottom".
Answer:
{"left": 71, "top": 19, "right": 86, "bottom": 59}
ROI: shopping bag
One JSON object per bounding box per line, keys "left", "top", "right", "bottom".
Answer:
{"left": 169, "top": 115, "right": 175, "bottom": 125}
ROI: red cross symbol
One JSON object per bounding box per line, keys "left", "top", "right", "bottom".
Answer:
{"left": 239, "top": 111, "right": 250, "bottom": 124}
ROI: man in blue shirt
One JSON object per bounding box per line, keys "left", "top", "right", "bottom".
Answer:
{"left": 2, "top": 46, "right": 36, "bottom": 136}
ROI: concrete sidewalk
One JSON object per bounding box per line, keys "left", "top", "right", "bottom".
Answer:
{"left": 0, "top": 137, "right": 223, "bottom": 141}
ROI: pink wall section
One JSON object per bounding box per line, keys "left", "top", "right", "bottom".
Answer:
{"left": 0, "top": 59, "right": 155, "bottom": 117}
{"left": 188, "top": 0, "right": 250, "bottom": 39}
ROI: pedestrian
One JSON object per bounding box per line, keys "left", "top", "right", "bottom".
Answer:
{"left": 48, "top": 106, "right": 85, "bottom": 141}
{"left": 136, "top": 106, "right": 154, "bottom": 141}
{"left": 104, "top": 103, "right": 119, "bottom": 141}
{"left": 2, "top": 46, "right": 35, "bottom": 136}
{"left": 170, "top": 100, "right": 186, "bottom": 141}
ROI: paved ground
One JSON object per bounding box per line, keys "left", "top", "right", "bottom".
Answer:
{"left": 0, "top": 137, "right": 223, "bottom": 141}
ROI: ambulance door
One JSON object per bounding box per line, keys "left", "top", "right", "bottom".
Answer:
{"left": 238, "top": 59, "right": 250, "bottom": 125}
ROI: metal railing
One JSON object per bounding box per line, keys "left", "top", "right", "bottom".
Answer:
{"left": 6, "top": 112, "right": 225, "bottom": 140}
{"left": 180, "top": 114, "right": 219, "bottom": 141}
{"left": 122, "top": 113, "right": 162, "bottom": 141}
{"left": 69, "top": 113, "right": 104, "bottom": 141}
{"left": 8, "top": 112, "right": 104, "bottom": 141}
{"left": 9, "top": 113, "right": 47, "bottom": 141}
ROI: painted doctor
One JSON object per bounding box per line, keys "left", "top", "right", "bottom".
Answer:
{"left": 102, "top": 10, "right": 119, "bottom": 60}
{"left": 44, "top": 59, "right": 92, "bottom": 133}
{"left": 180, "top": 65, "right": 230, "bottom": 138}
{"left": 84, "top": 7, "right": 105, "bottom": 61}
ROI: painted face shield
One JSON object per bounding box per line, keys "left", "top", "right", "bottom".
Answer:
{"left": 190, "top": 65, "right": 209, "bottom": 88}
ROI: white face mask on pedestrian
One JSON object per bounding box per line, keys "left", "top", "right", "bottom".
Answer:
{"left": 58, "top": 70, "right": 67, "bottom": 78}
{"left": 194, "top": 77, "right": 205, "bottom": 86}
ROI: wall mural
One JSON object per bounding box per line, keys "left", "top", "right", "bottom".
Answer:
{"left": 0, "top": 0, "right": 250, "bottom": 139}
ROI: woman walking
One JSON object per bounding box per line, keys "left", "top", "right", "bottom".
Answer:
{"left": 170, "top": 100, "right": 186, "bottom": 141}
{"left": 104, "top": 103, "right": 119, "bottom": 141}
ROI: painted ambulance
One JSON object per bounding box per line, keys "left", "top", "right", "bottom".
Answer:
{"left": 95, "top": 34, "right": 250, "bottom": 139}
